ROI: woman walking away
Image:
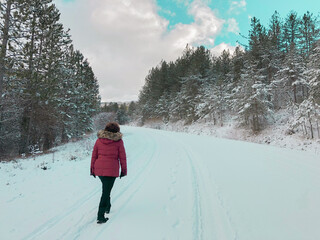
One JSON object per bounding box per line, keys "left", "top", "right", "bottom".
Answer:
{"left": 90, "top": 122, "right": 127, "bottom": 224}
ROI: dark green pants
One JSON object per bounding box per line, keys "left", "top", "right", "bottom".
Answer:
{"left": 97, "top": 176, "right": 116, "bottom": 219}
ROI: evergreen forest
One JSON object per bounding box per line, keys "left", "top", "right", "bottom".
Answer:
{"left": 137, "top": 11, "right": 320, "bottom": 139}
{"left": 0, "top": 0, "right": 100, "bottom": 159}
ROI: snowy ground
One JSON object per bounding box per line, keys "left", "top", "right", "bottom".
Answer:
{"left": 1, "top": 126, "right": 320, "bottom": 240}
{"left": 139, "top": 110, "right": 320, "bottom": 155}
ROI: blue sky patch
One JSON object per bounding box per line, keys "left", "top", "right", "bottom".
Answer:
{"left": 156, "top": 0, "right": 320, "bottom": 47}
{"left": 156, "top": 0, "right": 194, "bottom": 29}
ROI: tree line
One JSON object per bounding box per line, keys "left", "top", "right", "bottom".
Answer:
{"left": 0, "top": 0, "right": 100, "bottom": 159}
{"left": 101, "top": 101, "right": 137, "bottom": 125}
{"left": 137, "top": 11, "right": 320, "bottom": 138}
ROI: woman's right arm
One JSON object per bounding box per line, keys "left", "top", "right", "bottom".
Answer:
{"left": 119, "top": 140, "right": 127, "bottom": 176}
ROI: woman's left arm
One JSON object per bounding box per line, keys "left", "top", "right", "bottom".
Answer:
{"left": 90, "top": 141, "right": 98, "bottom": 176}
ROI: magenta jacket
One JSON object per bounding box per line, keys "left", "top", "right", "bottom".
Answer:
{"left": 90, "top": 130, "right": 127, "bottom": 177}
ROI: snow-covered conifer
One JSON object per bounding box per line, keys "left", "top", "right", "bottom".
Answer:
{"left": 233, "top": 60, "right": 273, "bottom": 132}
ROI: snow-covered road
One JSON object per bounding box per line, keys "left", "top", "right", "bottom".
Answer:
{"left": 1, "top": 126, "right": 320, "bottom": 240}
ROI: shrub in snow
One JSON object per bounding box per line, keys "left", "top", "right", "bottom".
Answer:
{"left": 93, "top": 112, "right": 116, "bottom": 131}
{"left": 289, "top": 99, "right": 320, "bottom": 139}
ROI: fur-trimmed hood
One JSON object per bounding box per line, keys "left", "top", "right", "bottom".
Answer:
{"left": 97, "top": 130, "right": 123, "bottom": 141}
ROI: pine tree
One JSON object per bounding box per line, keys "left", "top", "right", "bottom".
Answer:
{"left": 116, "top": 104, "right": 129, "bottom": 125}
{"left": 195, "top": 81, "right": 222, "bottom": 125}
{"left": 233, "top": 60, "right": 273, "bottom": 132}
{"left": 155, "top": 92, "right": 170, "bottom": 121}
{"left": 283, "top": 11, "right": 301, "bottom": 52}
{"left": 58, "top": 50, "right": 100, "bottom": 142}
{"left": 0, "top": 0, "right": 100, "bottom": 158}
{"left": 289, "top": 100, "right": 319, "bottom": 139}
{"left": 0, "top": 0, "right": 27, "bottom": 156}
{"left": 299, "top": 11, "right": 320, "bottom": 57}
{"left": 210, "top": 50, "right": 232, "bottom": 126}
{"left": 18, "top": 0, "right": 52, "bottom": 153}
{"left": 230, "top": 46, "right": 244, "bottom": 85}
{"left": 0, "top": 0, "right": 11, "bottom": 102}
{"left": 267, "top": 12, "right": 286, "bottom": 109}
{"left": 269, "top": 11, "right": 283, "bottom": 51}
{"left": 169, "top": 75, "right": 204, "bottom": 123}
{"left": 299, "top": 39, "right": 320, "bottom": 138}
{"left": 248, "top": 17, "right": 267, "bottom": 62}
{"left": 189, "top": 46, "right": 211, "bottom": 77}
{"left": 274, "top": 43, "right": 307, "bottom": 106}
{"left": 127, "top": 101, "right": 137, "bottom": 120}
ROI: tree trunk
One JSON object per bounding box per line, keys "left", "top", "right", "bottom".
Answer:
{"left": 61, "top": 125, "right": 68, "bottom": 143}
{"left": 301, "top": 125, "right": 305, "bottom": 136}
{"left": 219, "top": 85, "right": 223, "bottom": 127}
{"left": 43, "top": 132, "right": 52, "bottom": 151}
{"left": 293, "top": 84, "right": 297, "bottom": 103}
{"left": 20, "top": 13, "right": 37, "bottom": 154}
{"left": 316, "top": 120, "right": 320, "bottom": 139}
{"left": 303, "top": 122, "right": 308, "bottom": 137}
{"left": 253, "top": 100, "right": 259, "bottom": 132}
{"left": 19, "top": 107, "right": 31, "bottom": 154}
{"left": 0, "top": 1, "right": 12, "bottom": 148}
{"left": 302, "top": 85, "right": 306, "bottom": 100}
{"left": 308, "top": 112, "right": 314, "bottom": 139}
{"left": 0, "top": 0, "right": 12, "bottom": 105}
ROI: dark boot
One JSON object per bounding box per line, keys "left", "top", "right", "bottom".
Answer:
{"left": 97, "top": 216, "right": 108, "bottom": 224}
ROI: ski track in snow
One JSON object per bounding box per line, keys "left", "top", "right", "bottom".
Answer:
{"left": 2, "top": 126, "right": 320, "bottom": 240}
{"left": 184, "top": 145, "right": 239, "bottom": 240}
{"left": 178, "top": 139, "right": 237, "bottom": 240}
{"left": 158, "top": 132, "right": 238, "bottom": 240}
{"left": 183, "top": 146, "right": 203, "bottom": 240}
{"left": 23, "top": 130, "right": 160, "bottom": 240}
{"left": 22, "top": 187, "right": 100, "bottom": 240}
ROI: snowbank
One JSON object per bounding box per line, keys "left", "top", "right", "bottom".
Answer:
{"left": 134, "top": 110, "right": 320, "bottom": 155}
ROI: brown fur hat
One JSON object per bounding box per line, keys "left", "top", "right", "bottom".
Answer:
{"left": 97, "top": 130, "right": 123, "bottom": 141}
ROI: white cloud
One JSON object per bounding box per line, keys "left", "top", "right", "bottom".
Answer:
{"left": 228, "top": 0, "right": 246, "bottom": 15}
{"left": 54, "top": 0, "right": 228, "bottom": 101}
{"left": 211, "top": 42, "right": 237, "bottom": 56}
{"left": 168, "top": 1, "right": 225, "bottom": 47}
{"left": 227, "top": 18, "right": 239, "bottom": 34}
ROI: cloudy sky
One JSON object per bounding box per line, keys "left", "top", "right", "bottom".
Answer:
{"left": 53, "top": 0, "right": 320, "bottom": 102}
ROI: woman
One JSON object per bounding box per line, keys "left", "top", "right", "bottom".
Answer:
{"left": 90, "top": 122, "right": 127, "bottom": 224}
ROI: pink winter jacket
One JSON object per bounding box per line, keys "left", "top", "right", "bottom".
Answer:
{"left": 90, "top": 130, "right": 127, "bottom": 177}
